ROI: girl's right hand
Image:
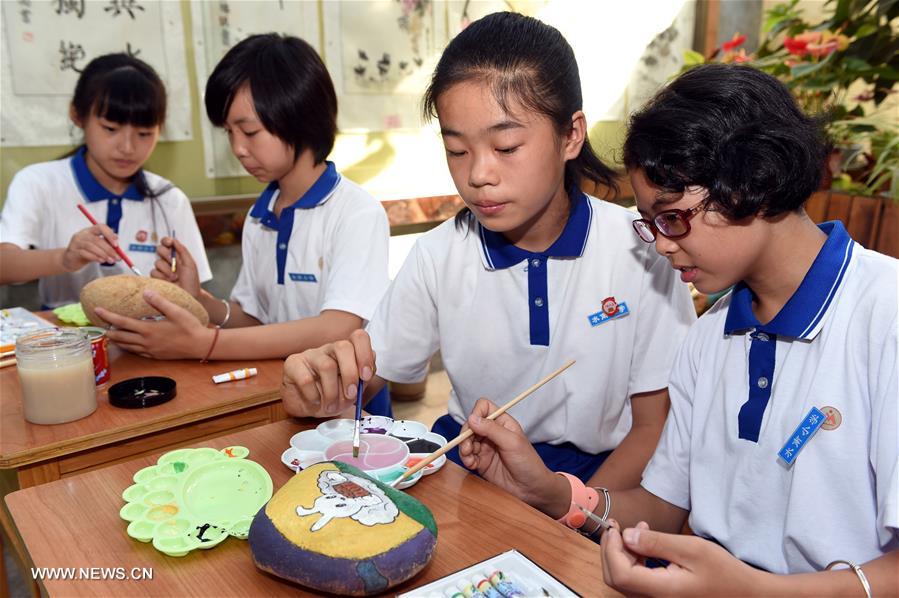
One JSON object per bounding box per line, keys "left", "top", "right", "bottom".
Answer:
{"left": 151, "top": 236, "right": 201, "bottom": 298}
{"left": 62, "top": 224, "right": 121, "bottom": 272}
{"left": 459, "top": 399, "right": 570, "bottom": 518}
{"left": 281, "top": 329, "right": 375, "bottom": 418}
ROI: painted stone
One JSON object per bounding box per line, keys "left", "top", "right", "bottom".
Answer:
{"left": 249, "top": 461, "right": 437, "bottom": 595}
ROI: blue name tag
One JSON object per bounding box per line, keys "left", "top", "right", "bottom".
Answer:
{"left": 587, "top": 302, "right": 630, "bottom": 327}
{"left": 128, "top": 243, "right": 157, "bottom": 253}
{"left": 288, "top": 273, "right": 317, "bottom": 283}
{"left": 778, "top": 406, "right": 826, "bottom": 465}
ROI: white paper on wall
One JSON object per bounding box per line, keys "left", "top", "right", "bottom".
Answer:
{"left": 323, "top": 0, "right": 448, "bottom": 133}
{"left": 191, "top": 0, "right": 319, "bottom": 178}
{"left": 1, "top": 0, "right": 191, "bottom": 147}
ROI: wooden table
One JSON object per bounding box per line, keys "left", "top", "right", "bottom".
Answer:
{"left": 0, "top": 334, "right": 291, "bottom": 596}
{"left": 0, "top": 343, "right": 287, "bottom": 487}
{"left": 4, "top": 420, "right": 619, "bottom": 597}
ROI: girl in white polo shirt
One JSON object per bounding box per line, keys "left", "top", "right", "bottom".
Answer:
{"left": 457, "top": 65, "right": 897, "bottom": 596}
{"left": 278, "top": 13, "right": 696, "bottom": 486}
{"left": 95, "top": 35, "right": 391, "bottom": 413}
{"left": 0, "top": 53, "right": 211, "bottom": 307}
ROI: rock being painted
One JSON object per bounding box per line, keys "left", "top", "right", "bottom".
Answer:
{"left": 249, "top": 461, "right": 437, "bottom": 595}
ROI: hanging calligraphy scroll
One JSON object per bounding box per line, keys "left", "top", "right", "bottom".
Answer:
{"left": 1, "top": 0, "right": 190, "bottom": 147}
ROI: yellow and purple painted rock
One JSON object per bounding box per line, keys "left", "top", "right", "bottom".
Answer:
{"left": 248, "top": 461, "right": 437, "bottom": 595}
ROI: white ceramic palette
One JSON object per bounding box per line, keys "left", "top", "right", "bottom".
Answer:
{"left": 280, "top": 416, "right": 448, "bottom": 490}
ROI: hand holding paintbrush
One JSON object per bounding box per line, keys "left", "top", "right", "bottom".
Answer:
{"left": 390, "top": 360, "right": 575, "bottom": 487}
{"left": 76, "top": 204, "right": 142, "bottom": 276}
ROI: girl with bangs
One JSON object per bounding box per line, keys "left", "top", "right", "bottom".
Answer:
{"left": 278, "top": 13, "right": 695, "bottom": 487}
{"left": 0, "top": 53, "right": 211, "bottom": 307}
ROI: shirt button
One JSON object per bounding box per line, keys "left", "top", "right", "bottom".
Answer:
{"left": 757, "top": 377, "right": 769, "bottom": 389}
{"left": 278, "top": 243, "right": 287, "bottom": 250}
{"left": 111, "top": 199, "right": 119, "bottom": 205}
{"left": 534, "top": 297, "right": 544, "bottom": 307}
{"left": 531, "top": 258, "right": 541, "bottom": 268}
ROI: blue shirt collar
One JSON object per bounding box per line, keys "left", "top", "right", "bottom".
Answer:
{"left": 478, "top": 190, "right": 593, "bottom": 270}
{"left": 70, "top": 146, "right": 143, "bottom": 202}
{"left": 724, "top": 221, "right": 855, "bottom": 340}
{"left": 249, "top": 161, "right": 340, "bottom": 227}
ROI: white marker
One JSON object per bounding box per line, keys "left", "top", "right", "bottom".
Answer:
{"left": 212, "top": 367, "right": 258, "bottom": 384}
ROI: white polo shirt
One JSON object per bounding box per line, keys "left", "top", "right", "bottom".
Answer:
{"left": 642, "top": 221, "right": 899, "bottom": 573}
{"left": 367, "top": 192, "right": 696, "bottom": 453}
{"left": 0, "top": 148, "right": 212, "bottom": 308}
{"left": 231, "top": 162, "right": 390, "bottom": 324}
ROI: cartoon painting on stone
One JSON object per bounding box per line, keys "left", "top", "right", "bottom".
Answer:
{"left": 296, "top": 470, "right": 399, "bottom": 531}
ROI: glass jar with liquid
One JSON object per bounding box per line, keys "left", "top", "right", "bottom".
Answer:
{"left": 16, "top": 328, "right": 98, "bottom": 425}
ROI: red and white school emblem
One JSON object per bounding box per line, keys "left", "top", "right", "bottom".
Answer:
{"left": 136, "top": 230, "right": 148, "bottom": 243}
{"left": 601, "top": 296, "right": 619, "bottom": 316}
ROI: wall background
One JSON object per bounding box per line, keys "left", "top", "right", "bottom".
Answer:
{"left": 1, "top": 0, "right": 696, "bottom": 204}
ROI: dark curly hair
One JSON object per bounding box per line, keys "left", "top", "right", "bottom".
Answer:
{"left": 623, "top": 64, "right": 831, "bottom": 220}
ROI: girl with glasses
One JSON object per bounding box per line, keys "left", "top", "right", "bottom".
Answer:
{"left": 278, "top": 12, "right": 696, "bottom": 487}
{"left": 456, "top": 64, "right": 897, "bottom": 595}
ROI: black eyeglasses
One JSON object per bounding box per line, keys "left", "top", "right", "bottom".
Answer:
{"left": 632, "top": 199, "right": 706, "bottom": 243}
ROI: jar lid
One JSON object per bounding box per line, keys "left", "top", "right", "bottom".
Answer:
{"left": 108, "top": 376, "right": 176, "bottom": 408}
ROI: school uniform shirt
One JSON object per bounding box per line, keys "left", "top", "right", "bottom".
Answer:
{"left": 642, "top": 221, "right": 899, "bottom": 574}
{"left": 230, "top": 162, "right": 389, "bottom": 324}
{"left": 367, "top": 192, "right": 696, "bottom": 454}
{"left": 0, "top": 148, "right": 211, "bottom": 308}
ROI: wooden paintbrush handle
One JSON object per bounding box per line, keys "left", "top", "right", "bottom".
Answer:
{"left": 391, "top": 359, "right": 575, "bottom": 485}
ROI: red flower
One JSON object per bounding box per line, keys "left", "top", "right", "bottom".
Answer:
{"left": 784, "top": 37, "right": 809, "bottom": 56}
{"left": 722, "top": 33, "right": 747, "bottom": 52}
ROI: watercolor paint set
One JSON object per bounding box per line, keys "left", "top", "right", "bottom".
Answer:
{"left": 0, "top": 307, "right": 54, "bottom": 353}
{"left": 399, "top": 549, "right": 578, "bottom": 597}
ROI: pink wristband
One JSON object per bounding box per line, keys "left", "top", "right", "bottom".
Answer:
{"left": 555, "top": 472, "right": 599, "bottom": 529}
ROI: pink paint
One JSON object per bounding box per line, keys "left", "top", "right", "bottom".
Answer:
{"left": 325, "top": 434, "right": 408, "bottom": 471}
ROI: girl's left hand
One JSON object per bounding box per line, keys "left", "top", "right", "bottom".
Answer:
{"left": 97, "top": 290, "right": 213, "bottom": 360}
{"left": 601, "top": 522, "right": 766, "bottom": 597}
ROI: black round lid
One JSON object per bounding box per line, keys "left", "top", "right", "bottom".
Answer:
{"left": 108, "top": 376, "right": 176, "bottom": 408}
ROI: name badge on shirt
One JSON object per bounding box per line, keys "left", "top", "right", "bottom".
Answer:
{"left": 128, "top": 243, "right": 157, "bottom": 253}
{"left": 288, "top": 273, "right": 318, "bottom": 283}
{"left": 587, "top": 299, "right": 630, "bottom": 327}
{"left": 778, "top": 406, "right": 826, "bottom": 465}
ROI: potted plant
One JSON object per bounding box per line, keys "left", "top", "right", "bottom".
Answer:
{"left": 684, "top": 0, "right": 898, "bottom": 201}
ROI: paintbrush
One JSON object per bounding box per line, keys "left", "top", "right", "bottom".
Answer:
{"left": 390, "top": 359, "right": 575, "bottom": 487}
{"left": 352, "top": 379, "right": 364, "bottom": 458}
{"left": 170, "top": 230, "right": 177, "bottom": 274}
{"left": 577, "top": 504, "right": 612, "bottom": 531}
{"left": 76, "top": 204, "right": 142, "bottom": 276}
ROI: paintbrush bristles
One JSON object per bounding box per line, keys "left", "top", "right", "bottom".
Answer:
{"left": 389, "top": 359, "right": 575, "bottom": 487}
{"left": 352, "top": 378, "right": 364, "bottom": 458}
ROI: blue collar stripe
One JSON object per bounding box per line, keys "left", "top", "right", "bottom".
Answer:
{"left": 249, "top": 161, "right": 340, "bottom": 285}
{"left": 798, "top": 238, "right": 853, "bottom": 338}
{"left": 478, "top": 225, "right": 496, "bottom": 270}
{"left": 71, "top": 146, "right": 144, "bottom": 233}
{"left": 723, "top": 221, "right": 854, "bottom": 339}
{"left": 477, "top": 190, "right": 592, "bottom": 270}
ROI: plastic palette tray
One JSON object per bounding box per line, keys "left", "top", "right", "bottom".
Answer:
{"left": 119, "top": 446, "right": 272, "bottom": 557}
{"left": 281, "top": 416, "right": 448, "bottom": 490}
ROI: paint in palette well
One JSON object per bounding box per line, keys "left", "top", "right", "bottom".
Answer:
{"left": 325, "top": 435, "right": 408, "bottom": 471}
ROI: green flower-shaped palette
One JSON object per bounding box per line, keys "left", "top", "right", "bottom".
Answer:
{"left": 119, "top": 446, "right": 272, "bottom": 557}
